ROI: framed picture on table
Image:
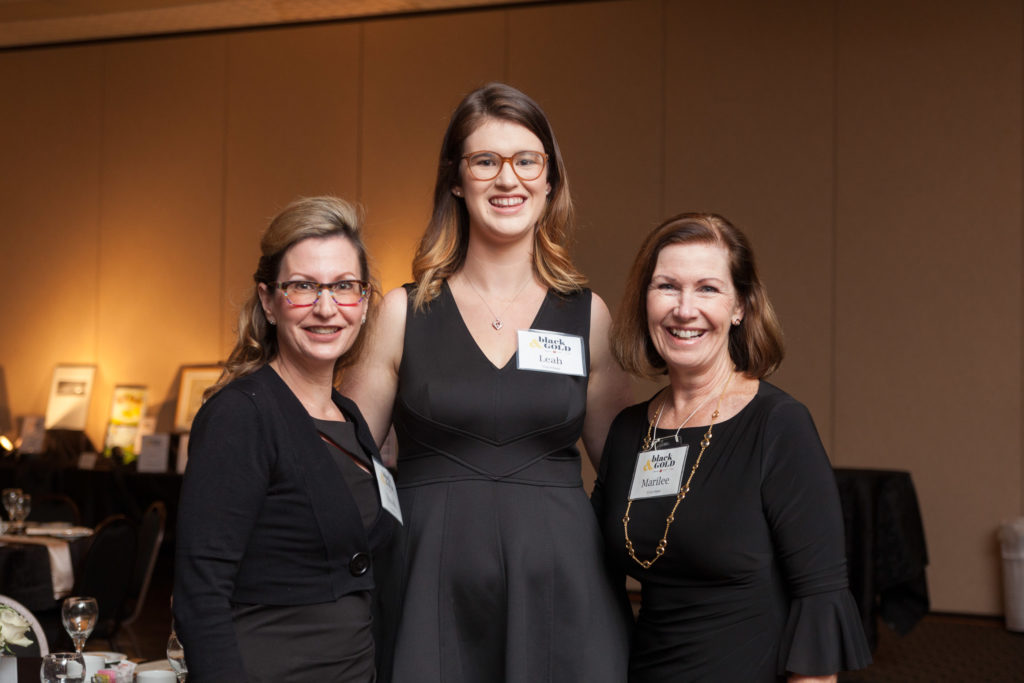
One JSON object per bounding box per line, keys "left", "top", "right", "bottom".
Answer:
{"left": 103, "top": 384, "right": 148, "bottom": 461}
{"left": 44, "top": 364, "right": 97, "bottom": 431}
{"left": 174, "top": 365, "right": 222, "bottom": 433}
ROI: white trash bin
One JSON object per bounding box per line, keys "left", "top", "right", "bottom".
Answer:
{"left": 998, "top": 517, "right": 1024, "bottom": 631}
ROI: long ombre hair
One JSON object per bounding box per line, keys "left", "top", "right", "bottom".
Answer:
{"left": 410, "top": 83, "right": 585, "bottom": 310}
{"left": 207, "top": 196, "right": 378, "bottom": 397}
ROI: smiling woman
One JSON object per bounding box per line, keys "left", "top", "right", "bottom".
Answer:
{"left": 594, "top": 212, "right": 872, "bottom": 683}
{"left": 174, "top": 196, "right": 400, "bottom": 683}
{"left": 341, "top": 83, "right": 634, "bottom": 683}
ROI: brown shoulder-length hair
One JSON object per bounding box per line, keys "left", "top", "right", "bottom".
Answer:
{"left": 207, "top": 196, "right": 379, "bottom": 397}
{"left": 612, "top": 212, "right": 784, "bottom": 379}
{"left": 410, "top": 82, "right": 585, "bottom": 310}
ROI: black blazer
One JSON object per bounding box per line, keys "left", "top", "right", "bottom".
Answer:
{"left": 174, "top": 364, "right": 395, "bottom": 680}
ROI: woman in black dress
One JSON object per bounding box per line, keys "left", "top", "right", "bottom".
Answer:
{"left": 174, "top": 197, "right": 399, "bottom": 682}
{"left": 342, "top": 83, "right": 633, "bottom": 682}
{"left": 593, "top": 213, "right": 872, "bottom": 682}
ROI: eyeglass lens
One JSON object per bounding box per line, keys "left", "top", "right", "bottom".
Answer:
{"left": 464, "top": 151, "right": 546, "bottom": 181}
{"left": 279, "top": 281, "right": 366, "bottom": 306}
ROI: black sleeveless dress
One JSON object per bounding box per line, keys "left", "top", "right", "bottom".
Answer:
{"left": 381, "top": 281, "right": 631, "bottom": 683}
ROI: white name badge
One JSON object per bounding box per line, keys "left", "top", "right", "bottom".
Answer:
{"left": 516, "top": 329, "right": 586, "bottom": 376}
{"left": 629, "top": 444, "right": 689, "bottom": 500}
{"left": 372, "top": 457, "right": 403, "bottom": 525}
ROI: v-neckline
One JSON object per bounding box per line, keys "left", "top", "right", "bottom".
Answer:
{"left": 443, "top": 279, "right": 552, "bottom": 371}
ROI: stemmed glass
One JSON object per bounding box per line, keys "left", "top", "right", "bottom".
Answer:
{"left": 167, "top": 631, "right": 187, "bottom": 681}
{"left": 1, "top": 487, "right": 21, "bottom": 531}
{"left": 40, "top": 652, "right": 86, "bottom": 683}
{"left": 9, "top": 492, "right": 30, "bottom": 533}
{"left": 61, "top": 596, "right": 98, "bottom": 653}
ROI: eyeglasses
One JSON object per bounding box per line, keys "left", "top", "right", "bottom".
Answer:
{"left": 461, "top": 150, "right": 549, "bottom": 182}
{"left": 271, "top": 280, "right": 369, "bottom": 307}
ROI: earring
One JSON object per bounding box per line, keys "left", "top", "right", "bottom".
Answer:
{"left": 266, "top": 313, "right": 276, "bottom": 325}
{"left": 361, "top": 313, "right": 367, "bottom": 324}
{"left": 452, "top": 188, "right": 462, "bottom": 197}
{"left": 732, "top": 318, "right": 741, "bottom": 326}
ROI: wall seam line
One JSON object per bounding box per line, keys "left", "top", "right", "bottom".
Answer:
{"left": 829, "top": 0, "right": 840, "bottom": 461}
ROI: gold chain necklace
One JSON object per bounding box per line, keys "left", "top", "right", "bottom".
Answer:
{"left": 623, "top": 370, "right": 735, "bottom": 570}
{"left": 461, "top": 270, "right": 532, "bottom": 332}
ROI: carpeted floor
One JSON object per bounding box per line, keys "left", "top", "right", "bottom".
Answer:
{"left": 839, "top": 614, "right": 1024, "bottom": 682}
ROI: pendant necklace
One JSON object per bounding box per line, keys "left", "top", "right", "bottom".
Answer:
{"left": 461, "top": 270, "right": 533, "bottom": 332}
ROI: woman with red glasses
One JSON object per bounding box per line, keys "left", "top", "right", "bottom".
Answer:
{"left": 175, "top": 196, "right": 400, "bottom": 682}
{"left": 344, "top": 83, "right": 633, "bottom": 682}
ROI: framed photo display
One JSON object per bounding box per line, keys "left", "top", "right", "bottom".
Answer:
{"left": 103, "top": 384, "right": 148, "bottom": 460}
{"left": 44, "top": 364, "right": 97, "bottom": 431}
{"left": 174, "top": 365, "right": 222, "bottom": 432}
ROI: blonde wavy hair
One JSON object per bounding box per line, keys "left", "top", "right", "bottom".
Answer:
{"left": 207, "top": 196, "right": 378, "bottom": 397}
{"left": 410, "top": 83, "right": 585, "bottom": 310}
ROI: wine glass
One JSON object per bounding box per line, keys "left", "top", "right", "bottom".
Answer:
{"left": 1, "top": 487, "right": 21, "bottom": 523}
{"left": 9, "top": 492, "right": 29, "bottom": 533}
{"left": 167, "top": 631, "right": 188, "bottom": 682}
{"left": 61, "top": 596, "right": 98, "bottom": 653}
{"left": 40, "top": 652, "right": 86, "bottom": 683}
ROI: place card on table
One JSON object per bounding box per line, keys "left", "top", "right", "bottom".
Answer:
{"left": 18, "top": 415, "right": 45, "bottom": 454}
{"left": 136, "top": 434, "right": 170, "bottom": 473}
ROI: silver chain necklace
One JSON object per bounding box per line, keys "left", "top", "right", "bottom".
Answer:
{"left": 461, "top": 270, "right": 533, "bottom": 332}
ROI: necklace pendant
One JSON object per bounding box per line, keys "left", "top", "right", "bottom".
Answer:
{"left": 491, "top": 319, "right": 503, "bottom": 331}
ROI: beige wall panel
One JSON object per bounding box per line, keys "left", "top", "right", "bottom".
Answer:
{"left": 223, "top": 23, "right": 362, "bottom": 353}
{"left": 836, "top": 0, "right": 1022, "bottom": 613}
{"left": 663, "top": 0, "right": 836, "bottom": 445}
{"left": 97, "top": 35, "right": 227, "bottom": 442}
{"left": 0, "top": 46, "right": 103, "bottom": 434}
{"left": 508, "top": 0, "right": 664, "bottom": 319}
{"left": 506, "top": 0, "right": 664, "bottom": 479}
{"left": 360, "top": 11, "right": 506, "bottom": 290}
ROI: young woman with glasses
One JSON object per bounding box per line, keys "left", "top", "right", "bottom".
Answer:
{"left": 174, "top": 196, "right": 400, "bottom": 682}
{"left": 343, "top": 83, "right": 633, "bottom": 682}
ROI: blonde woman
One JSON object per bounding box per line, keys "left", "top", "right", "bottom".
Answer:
{"left": 343, "top": 84, "right": 633, "bottom": 682}
{"left": 175, "top": 197, "right": 399, "bottom": 682}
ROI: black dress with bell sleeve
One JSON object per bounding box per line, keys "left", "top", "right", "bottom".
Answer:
{"left": 592, "top": 381, "right": 871, "bottom": 682}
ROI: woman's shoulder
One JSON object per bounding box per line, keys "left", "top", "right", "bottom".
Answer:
{"left": 754, "top": 381, "right": 812, "bottom": 417}
{"left": 747, "top": 381, "right": 822, "bottom": 445}
{"left": 209, "top": 365, "right": 277, "bottom": 402}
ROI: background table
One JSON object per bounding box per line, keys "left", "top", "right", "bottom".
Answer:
{"left": 0, "top": 457, "right": 181, "bottom": 539}
{"left": 0, "top": 535, "right": 90, "bottom": 611}
{"left": 834, "top": 467, "right": 930, "bottom": 650}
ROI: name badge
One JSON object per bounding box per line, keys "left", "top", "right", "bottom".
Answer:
{"left": 629, "top": 444, "right": 689, "bottom": 500}
{"left": 516, "top": 329, "right": 586, "bottom": 376}
{"left": 372, "top": 457, "right": 403, "bottom": 524}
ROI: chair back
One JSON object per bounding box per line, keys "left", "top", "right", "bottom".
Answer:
{"left": 0, "top": 594, "right": 49, "bottom": 655}
{"left": 27, "top": 493, "right": 82, "bottom": 526}
{"left": 73, "top": 514, "right": 138, "bottom": 639}
{"left": 121, "top": 501, "right": 166, "bottom": 626}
